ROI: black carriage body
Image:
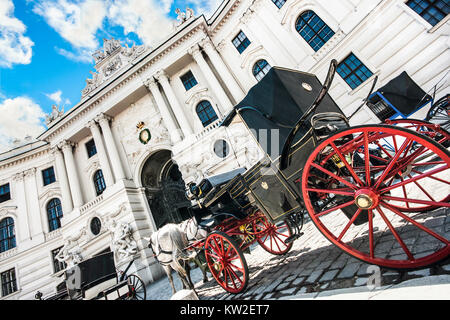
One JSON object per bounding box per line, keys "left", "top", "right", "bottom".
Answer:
{"left": 211, "top": 67, "right": 346, "bottom": 223}
{"left": 65, "top": 252, "right": 118, "bottom": 300}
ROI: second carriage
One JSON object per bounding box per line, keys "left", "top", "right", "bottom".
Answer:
{"left": 181, "top": 60, "right": 450, "bottom": 294}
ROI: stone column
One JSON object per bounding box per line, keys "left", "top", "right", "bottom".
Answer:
{"left": 200, "top": 37, "right": 245, "bottom": 103}
{"left": 155, "top": 70, "right": 193, "bottom": 137}
{"left": 51, "top": 147, "right": 74, "bottom": 214}
{"left": 59, "top": 140, "right": 84, "bottom": 208}
{"left": 12, "top": 172, "right": 30, "bottom": 241}
{"left": 87, "top": 120, "right": 115, "bottom": 186}
{"left": 23, "top": 168, "right": 44, "bottom": 239}
{"left": 188, "top": 44, "right": 234, "bottom": 113}
{"left": 144, "top": 77, "right": 182, "bottom": 143}
{"left": 96, "top": 113, "right": 126, "bottom": 181}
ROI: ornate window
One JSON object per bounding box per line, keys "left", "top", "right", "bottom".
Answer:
{"left": 93, "top": 170, "right": 106, "bottom": 196}
{"left": 47, "top": 198, "right": 63, "bottom": 232}
{"left": 42, "top": 167, "right": 56, "bottom": 186}
{"left": 253, "top": 60, "right": 272, "bottom": 81}
{"left": 0, "top": 183, "right": 11, "bottom": 203}
{"left": 196, "top": 100, "right": 219, "bottom": 127}
{"left": 0, "top": 217, "right": 16, "bottom": 253}
{"left": 406, "top": 0, "right": 449, "bottom": 26}
{"left": 337, "top": 53, "right": 374, "bottom": 90}
{"left": 214, "top": 140, "right": 230, "bottom": 158}
{"left": 232, "top": 31, "right": 251, "bottom": 54}
{"left": 1, "top": 268, "right": 17, "bottom": 297}
{"left": 52, "top": 247, "right": 66, "bottom": 273}
{"left": 272, "top": 0, "right": 286, "bottom": 8}
{"left": 86, "top": 139, "right": 97, "bottom": 158}
{"left": 295, "top": 10, "right": 335, "bottom": 52}
{"left": 180, "top": 70, "right": 198, "bottom": 91}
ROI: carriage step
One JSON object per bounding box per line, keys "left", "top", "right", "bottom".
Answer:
{"left": 285, "top": 232, "right": 303, "bottom": 244}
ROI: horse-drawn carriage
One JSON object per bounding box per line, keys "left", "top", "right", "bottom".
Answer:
{"left": 36, "top": 252, "right": 147, "bottom": 300}
{"left": 168, "top": 60, "right": 450, "bottom": 294}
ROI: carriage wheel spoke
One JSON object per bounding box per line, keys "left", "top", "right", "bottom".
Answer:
{"left": 380, "top": 165, "right": 449, "bottom": 193}
{"left": 226, "top": 266, "right": 243, "bottom": 286}
{"left": 380, "top": 202, "right": 449, "bottom": 244}
{"left": 368, "top": 209, "right": 374, "bottom": 258}
{"left": 376, "top": 206, "right": 414, "bottom": 261}
{"left": 374, "top": 138, "right": 411, "bottom": 189}
{"left": 337, "top": 208, "right": 363, "bottom": 242}
{"left": 408, "top": 174, "right": 436, "bottom": 202}
{"left": 316, "top": 200, "right": 355, "bottom": 218}
{"left": 381, "top": 195, "right": 450, "bottom": 208}
{"left": 364, "top": 132, "right": 371, "bottom": 187}
{"left": 311, "top": 163, "right": 358, "bottom": 190}
{"left": 305, "top": 188, "right": 355, "bottom": 196}
{"left": 330, "top": 142, "right": 365, "bottom": 187}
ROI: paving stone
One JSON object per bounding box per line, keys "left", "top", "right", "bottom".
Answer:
{"left": 319, "top": 269, "right": 340, "bottom": 282}
{"left": 292, "top": 277, "right": 305, "bottom": 286}
{"left": 407, "top": 268, "right": 431, "bottom": 277}
{"left": 305, "top": 270, "right": 323, "bottom": 284}
{"left": 354, "top": 277, "right": 369, "bottom": 287}
{"left": 275, "top": 281, "right": 290, "bottom": 291}
{"left": 337, "top": 263, "right": 361, "bottom": 279}
{"left": 280, "top": 287, "right": 296, "bottom": 295}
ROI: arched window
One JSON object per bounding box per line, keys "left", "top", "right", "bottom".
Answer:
{"left": 47, "top": 198, "right": 63, "bottom": 232}
{"left": 253, "top": 60, "right": 271, "bottom": 81}
{"left": 295, "top": 10, "right": 335, "bottom": 52}
{"left": 93, "top": 170, "right": 106, "bottom": 196}
{"left": 196, "top": 101, "right": 218, "bottom": 127}
{"left": 0, "top": 217, "right": 16, "bottom": 253}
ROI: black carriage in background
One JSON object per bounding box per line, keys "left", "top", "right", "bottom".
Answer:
{"left": 36, "top": 252, "right": 146, "bottom": 300}
{"left": 187, "top": 60, "right": 449, "bottom": 294}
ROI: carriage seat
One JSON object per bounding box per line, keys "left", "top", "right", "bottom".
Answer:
{"left": 195, "top": 168, "right": 246, "bottom": 199}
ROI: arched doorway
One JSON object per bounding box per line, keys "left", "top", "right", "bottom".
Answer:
{"left": 141, "top": 150, "right": 192, "bottom": 229}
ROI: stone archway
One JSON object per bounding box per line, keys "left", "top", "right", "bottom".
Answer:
{"left": 140, "top": 150, "right": 192, "bottom": 229}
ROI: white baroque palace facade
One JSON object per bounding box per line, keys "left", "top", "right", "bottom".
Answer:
{"left": 0, "top": 0, "right": 448, "bottom": 299}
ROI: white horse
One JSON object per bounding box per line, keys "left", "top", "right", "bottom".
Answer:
{"left": 146, "top": 219, "right": 209, "bottom": 295}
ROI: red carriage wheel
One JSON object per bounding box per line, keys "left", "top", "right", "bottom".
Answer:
{"left": 302, "top": 125, "right": 450, "bottom": 269}
{"left": 125, "top": 275, "right": 147, "bottom": 300}
{"left": 252, "top": 212, "right": 293, "bottom": 255}
{"left": 385, "top": 119, "right": 450, "bottom": 147}
{"left": 204, "top": 231, "right": 249, "bottom": 294}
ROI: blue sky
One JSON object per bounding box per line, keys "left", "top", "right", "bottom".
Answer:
{"left": 0, "top": 0, "right": 222, "bottom": 152}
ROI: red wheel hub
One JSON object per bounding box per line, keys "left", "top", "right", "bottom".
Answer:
{"left": 354, "top": 189, "right": 379, "bottom": 209}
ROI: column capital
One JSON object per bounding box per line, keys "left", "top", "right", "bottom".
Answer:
{"left": 58, "top": 140, "right": 75, "bottom": 151}
{"left": 86, "top": 119, "right": 99, "bottom": 130}
{"left": 200, "top": 37, "right": 215, "bottom": 52}
{"left": 188, "top": 43, "right": 203, "bottom": 60}
{"left": 154, "top": 70, "right": 169, "bottom": 83}
{"left": 50, "top": 146, "right": 62, "bottom": 156}
{"left": 23, "top": 167, "right": 37, "bottom": 178}
{"left": 144, "top": 77, "right": 158, "bottom": 91}
{"left": 95, "top": 113, "right": 112, "bottom": 125}
{"left": 12, "top": 172, "right": 25, "bottom": 182}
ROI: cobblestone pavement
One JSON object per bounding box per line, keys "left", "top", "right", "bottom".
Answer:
{"left": 145, "top": 207, "right": 449, "bottom": 300}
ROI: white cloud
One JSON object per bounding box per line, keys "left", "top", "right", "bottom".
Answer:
{"left": 185, "top": 0, "right": 223, "bottom": 18}
{"left": 0, "top": 0, "right": 34, "bottom": 68}
{"left": 107, "top": 0, "right": 174, "bottom": 47}
{"left": 33, "top": 0, "right": 107, "bottom": 50}
{"left": 55, "top": 46, "right": 93, "bottom": 63}
{"left": 46, "top": 90, "right": 62, "bottom": 104}
{"left": 0, "top": 97, "right": 46, "bottom": 152}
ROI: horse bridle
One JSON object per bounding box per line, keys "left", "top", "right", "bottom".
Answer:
{"left": 148, "top": 236, "right": 174, "bottom": 265}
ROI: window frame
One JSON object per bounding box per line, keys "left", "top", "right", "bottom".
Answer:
{"left": 93, "top": 170, "right": 106, "bottom": 196}
{"left": 0, "top": 217, "right": 16, "bottom": 253}
{"left": 405, "top": 0, "right": 450, "bottom": 27}
{"left": 0, "top": 183, "right": 11, "bottom": 203}
{"left": 232, "top": 31, "right": 251, "bottom": 54}
{"left": 85, "top": 139, "right": 97, "bottom": 158}
{"left": 295, "top": 10, "right": 335, "bottom": 52}
{"left": 1, "top": 268, "right": 18, "bottom": 297}
{"left": 47, "top": 198, "right": 64, "bottom": 232}
{"left": 196, "top": 100, "right": 219, "bottom": 127}
{"left": 336, "top": 53, "right": 374, "bottom": 90}
{"left": 253, "top": 59, "right": 272, "bottom": 82}
{"left": 271, "top": 0, "right": 286, "bottom": 9}
{"left": 42, "top": 167, "right": 56, "bottom": 186}
{"left": 180, "top": 70, "right": 198, "bottom": 91}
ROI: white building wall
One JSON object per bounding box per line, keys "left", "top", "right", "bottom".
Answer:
{"left": 1, "top": 0, "right": 449, "bottom": 299}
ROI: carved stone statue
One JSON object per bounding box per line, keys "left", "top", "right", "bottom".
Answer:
{"left": 45, "top": 105, "right": 64, "bottom": 126}
{"left": 110, "top": 221, "right": 138, "bottom": 262}
{"left": 56, "top": 229, "right": 86, "bottom": 268}
{"left": 175, "top": 7, "right": 195, "bottom": 26}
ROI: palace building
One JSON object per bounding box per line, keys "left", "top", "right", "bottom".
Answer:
{"left": 0, "top": 0, "right": 448, "bottom": 299}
